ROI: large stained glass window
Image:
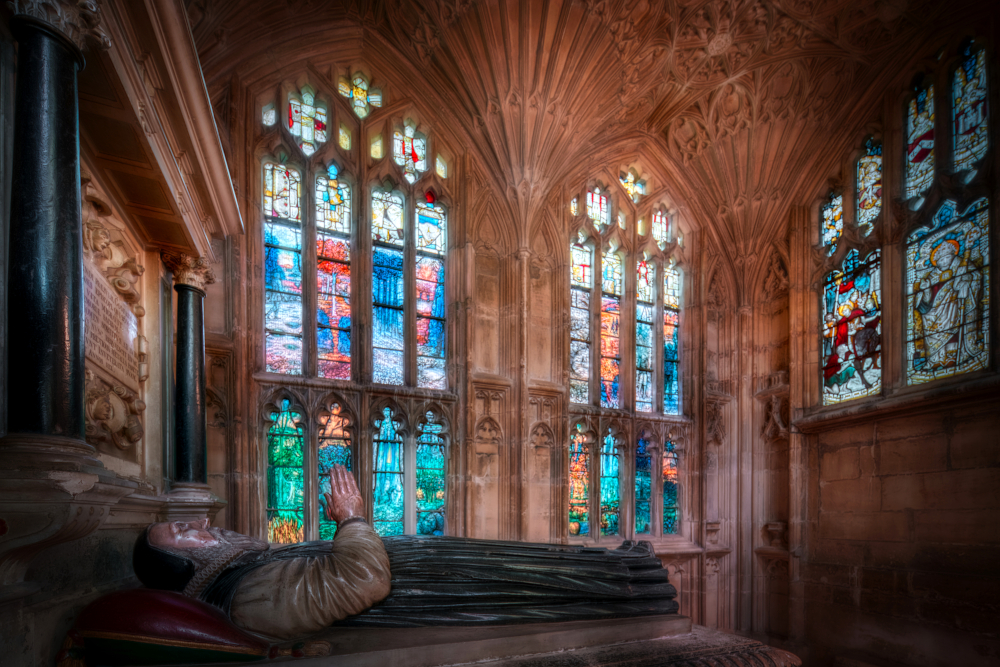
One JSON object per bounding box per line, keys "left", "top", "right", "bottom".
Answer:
{"left": 394, "top": 121, "right": 427, "bottom": 184}
{"left": 821, "top": 250, "right": 882, "bottom": 404}
{"left": 338, "top": 72, "right": 382, "bottom": 119}
{"left": 372, "top": 407, "right": 404, "bottom": 537}
{"left": 416, "top": 198, "right": 447, "bottom": 389}
{"left": 905, "top": 83, "right": 936, "bottom": 200}
{"left": 587, "top": 188, "right": 609, "bottom": 231}
{"left": 662, "top": 441, "right": 679, "bottom": 534}
{"left": 267, "top": 399, "right": 304, "bottom": 544}
{"left": 600, "top": 251, "right": 622, "bottom": 408}
{"left": 636, "top": 260, "right": 655, "bottom": 413}
{"left": 856, "top": 139, "right": 882, "bottom": 237}
{"left": 317, "top": 403, "right": 352, "bottom": 540}
{"left": 372, "top": 191, "right": 406, "bottom": 385}
{"left": 288, "top": 86, "right": 327, "bottom": 156}
{"left": 316, "top": 165, "right": 351, "bottom": 380}
{"left": 906, "top": 198, "right": 990, "bottom": 384}
{"left": 663, "top": 263, "right": 682, "bottom": 415}
{"left": 952, "top": 45, "right": 988, "bottom": 172}
{"left": 634, "top": 438, "right": 652, "bottom": 535}
{"left": 416, "top": 414, "right": 447, "bottom": 536}
{"left": 568, "top": 429, "right": 590, "bottom": 537}
{"left": 821, "top": 193, "right": 844, "bottom": 255}
{"left": 652, "top": 211, "right": 669, "bottom": 247}
{"left": 264, "top": 163, "right": 303, "bottom": 375}
{"left": 570, "top": 243, "right": 593, "bottom": 404}
{"left": 599, "top": 434, "right": 619, "bottom": 536}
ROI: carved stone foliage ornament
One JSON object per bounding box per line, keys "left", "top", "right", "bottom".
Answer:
{"left": 163, "top": 252, "right": 217, "bottom": 290}
{"left": 85, "top": 369, "right": 146, "bottom": 450}
{"left": 8, "top": 0, "right": 111, "bottom": 51}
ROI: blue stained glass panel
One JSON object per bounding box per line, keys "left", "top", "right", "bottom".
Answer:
{"left": 600, "top": 435, "right": 619, "bottom": 536}
{"left": 953, "top": 48, "right": 989, "bottom": 172}
{"left": 417, "top": 416, "right": 446, "bottom": 536}
{"left": 373, "top": 248, "right": 404, "bottom": 306}
{"left": 373, "top": 408, "right": 404, "bottom": 537}
{"left": 662, "top": 441, "right": 679, "bottom": 535}
{"left": 663, "top": 265, "right": 681, "bottom": 415}
{"left": 416, "top": 203, "right": 447, "bottom": 255}
{"left": 635, "top": 439, "right": 652, "bottom": 534}
{"left": 265, "top": 333, "right": 302, "bottom": 375}
{"left": 373, "top": 246, "right": 404, "bottom": 386}
{"left": 317, "top": 405, "right": 352, "bottom": 540}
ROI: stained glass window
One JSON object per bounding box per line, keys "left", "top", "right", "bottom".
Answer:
{"left": 587, "top": 188, "right": 609, "bottom": 230}
{"left": 288, "top": 86, "right": 327, "bottom": 156}
{"left": 821, "top": 193, "right": 844, "bottom": 255}
{"left": 856, "top": 139, "right": 882, "bottom": 237}
{"left": 263, "top": 163, "right": 303, "bottom": 375}
{"left": 372, "top": 408, "right": 404, "bottom": 537}
{"left": 599, "top": 434, "right": 619, "bottom": 536}
{"left": 905, "top": 83, "right": 936, "bottom": 200}
{"left": 313, "top": 166, "right": 351, "bottom": 380}
{"left": 416, "top": 414, "right": 447, "bottom": 536}
{"left": 416, "top": 200, "right": 447, "bottom": 389}
{"left": 906, "top": 198, "right": 990, "bottom": 384}
{"left": 953, "top": 45, "right": 989, "bottom": 172}
{"left": 568, "top": 430, "right": 590, "bottom": 536}
{"left": 317, "top": 404, "right": 352, "bottom": 540}
{"left": 570, "top": 243, "right": 593, "bottom": 405}
{"left": 262, "top": 103, "right": 276, "bottom": 127}
{"left": 338, "top": 72, "right": 382, "bottom": 119}
{"left": 620, "top": 171, "right": 645, "bottom": 203}
{"left": 822, "top": 249, "right": 882, "bottom": 404}
{"left": 663, "top": 264, "right": 681, "bottom": 415}
{"left": 634, "top": 438, "right": 652, "bottom": 534}
{"left": 394, "top": 121, "right": 427, "bottom": 184}
{"left": 267, "top": 399, "right": 304, "bottom": 544}
{"left": 636, "top": 261, "right": 655, "bottom": 413}
{"left": 570, "top": 198, "right": 579, "bottom": 217}
{"left": 339, "top": 125, "right": 351, "bottom": 151}
{"left": 600, "top": 251, "right": 622, "bottom": 408}
{"left": 652, "top": 211, "right": 668, "bottom": 247}
{"left": 436, "top": 155, "right": 448, "bottom": 178}
{"left": 372, "top": 191, "right": 405, "bottom": 385}
{"left": 662, "top": 441, "right": 679, "bottom": 534}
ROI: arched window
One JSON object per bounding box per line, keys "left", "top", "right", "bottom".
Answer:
{"left": 820, "top": 192, "right": 844, "bottom": 256}
{"left": 568, "top": 425, "right": 591, "bottom": 537}
{"left": 263, "top": 163, "right": 303, "bottom": 375}
{"left": 372, "top": 406, "right": 405, "bottom": 536}
{"left": 569, "top": 240, "right": 594, "bottom": 404}
{"left": 663, "top": 262, "right": 682, "bottom": 415}
{"left": 316, "top": 164, "right": 352, "bottom": 380}
{"left": 599, "top": 432, "right": 620, "bottom": 536}
{"left": 952, "top": 42, "right": 988, "bottom": 173}
{"left": 600, "top": 249, "right": 622, "bottom": 408}
{"left": 288, "top": 85, "right": 327, "bottom": 156}
{"left": 662, "top": 440, "right": 679, "bottom": 535}
{"left": 415, "top": 197, "right": 447, "bottom": 389}
{"left": 856, "top": 138, "right": 883, "bottom": 238}
{"left": 634, "top": 437, "right": 652, "bottom": 534}
{"left": 905, "top": 79, "right": 936, "bottom": 201}
{"left": 317, "top": 403, "right": 352, "bottom": 539}
{"left": 587, "top": 187, "right": 610, "bottom": 231}
{"left": 635, "top": 259, "right": 655, "bottom": 413}
{"left": 416, "top": 412, "right": 447, "bottom": 535}
{"left": 266, "top": 398, "right": 305, "bottom": 543}
{"left": 371, "top": 189, "right": 406, "bottom": 385}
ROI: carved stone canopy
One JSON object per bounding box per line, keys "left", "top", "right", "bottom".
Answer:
{"left": 162, "top": 252, "right": 217, "bottom": 291}
{"left": 8, "top": 0, "right": 111, "bottom": 52}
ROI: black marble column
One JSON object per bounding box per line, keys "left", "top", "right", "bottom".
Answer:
{"left": 174, "top": 284, "right": 207, "bottom": 484}
{"left": 6, "top": 17, "right": 85, "bottom": 442}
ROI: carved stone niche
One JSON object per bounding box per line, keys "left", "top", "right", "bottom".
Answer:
{"left": 85, "top": 369, "right": 146, "bottom": 456}
{"left": 755, "top": 371, "right": 789, "bottom": 442}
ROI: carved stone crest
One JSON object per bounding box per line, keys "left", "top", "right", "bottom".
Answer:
{"left": 85, "top": 370, "right": 145, "bottom": 450}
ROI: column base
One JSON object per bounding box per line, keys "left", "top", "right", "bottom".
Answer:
{"left": 0, "top": 432, "right": 102, "bottom": 470}
{"left": 162, "top": 482, "right": 227, "bottom": 523}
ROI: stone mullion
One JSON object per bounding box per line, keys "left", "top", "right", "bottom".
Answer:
{"left": 302, "top": 167, "right": 318, "bottom": 380}
{"left": 655, "top": 257, "right": 666, "bottom": 416}
{"left": 591, "top": 245, "right": 603, "bottom": 407}
{"left": 404, "top": 192, "right": 417, "bottom": 387}
{"left": 621, "top": 251, "right": 636, "bottom": 413}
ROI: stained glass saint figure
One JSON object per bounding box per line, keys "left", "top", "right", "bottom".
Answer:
{"left": 905, "top": 84, "right": 936, "bottom": 200}
{"left": 652, "top": 211, "right": 669, "bottom": 247}
{"left": 599, "top": 434, "right": 620, "bottom": 536}
{"left": 952, "top": 45, "right": 989, "bottom": 173}
{"left": 821, "top": 193, "right": 844, "bottom": 255}
{"left": 568, "top": 430, "right": 590, "bottom": 536}
{"left": 373, "top": 408, "right": 405, "bottom": 536}
{"left": 587, "top": 188, "right": 609, "bottom": 231}
{"left": 856, "top": 139, "right": 882, "bottom": 237}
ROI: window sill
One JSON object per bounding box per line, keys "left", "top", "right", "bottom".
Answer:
{"left": 252, "top": 371, "right": 459, "bottom": 401}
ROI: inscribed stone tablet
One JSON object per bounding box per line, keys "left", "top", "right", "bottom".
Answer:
{"left": 84, "top": 260, "right": 140, "bottom": 390}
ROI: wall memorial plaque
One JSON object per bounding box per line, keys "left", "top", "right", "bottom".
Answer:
{"left": 84, "top": 259, "right": 140, "bottom": 391}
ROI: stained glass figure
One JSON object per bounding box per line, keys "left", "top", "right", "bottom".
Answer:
{"left": 339, "top": 125, "right": 351, "bottom": 151}
{"left": 587, "top": 188, "right": 610, "bottom": 231}
{"left": 663, "top": 264, "right": 681, "bottom": 415}
{"left": 652, "top": 211, "right": 669, "bottom": 247}
{"left": 662, "top": 441, "right": 679, "bottom": 534}
{"left": 372, "top": 191, "right": 405, "bottom": 385}
{"left": 316, "top": 165, "right": 351, "bottom": 380}
{"left": 338, "top": 72, "right": 382, "bottom": 119}
{"left": 416, "top": 201, "right": 447, "bottom": 389}
{"left": 636, "top": 261, "right": 655, "bottom": 413}
{"left": 600, "top": 251, "right": 622, "bottom": 409}
{"left": 570, "top": 243, "right": 593, "bottom": 404}
{"left": 416, "top": 414, "right": 447, "bottom": 536}
{"left": 267, "top": 399, "right": 304, "bottom": 544}
{"left": 263, "top": 164, "right": 303, "bottom": 375}
{"left": 821, "top": 193, "right": 844, "bottom": 255}
{"left": 620, "top": 171, "right": 645, "bottom": 203}
{"left": 856, "top": 139, "right": 883, "bottom": 237}
{"left": 394, "top": 121, "right": 427, "bottom": 184}
{"left": 568, "top": 430, "right": 590, "bottom": 537}
{"left": 822, "top": 249, "right": 882, "bottom": 404}
{"left": 317, "top": 403, "right": 352, "bottom": 540}
{"left": 288, "top": 86, "right": 327, "bottom": 156}
{"left": 906, "top": 198, "right": 990, "bottom": 384}
{"left": 905, "top": 83, "right": 936, "bottom": 200}
{"left": 570, "top": 198, "right": 578, "bottom": 217}
{"left": 371, "top": 134, "right": 384, "bottom": 159}
{"left": 634, "top": 438, "right": 652, "bottom": 534}
{"left": 371, "top": 190, "right": 404, "bottom": 246}
{"left": 372, "top": 408, "right": 404, "bottom": 537}
{"left": 436, "top": 155, "right": 448, "bottom": 178}
{"left": 599, "top": 434, "right": 619, "bottom": 536}
{"left": 952, "top": 46, "right": 989, "bottom": 172}
{"left": 262, "top": 103, "right": 276, "bottom": 127}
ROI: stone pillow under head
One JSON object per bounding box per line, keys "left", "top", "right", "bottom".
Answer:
{"left": 61, "top": 588, "right": 271, "bottom": 665}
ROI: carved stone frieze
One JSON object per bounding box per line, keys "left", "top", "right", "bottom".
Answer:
{"left": 84, "top": 370, "right": 145, "bottom": 451}
{"left": 162, "top": 252, "right": 217, "bottom": 290}
{"left": 8, "top": 0, "right": 110, "bottom": 51}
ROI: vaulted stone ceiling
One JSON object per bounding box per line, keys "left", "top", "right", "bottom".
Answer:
{"left": 188, "top": 0, "right": 983, "bottom": 300}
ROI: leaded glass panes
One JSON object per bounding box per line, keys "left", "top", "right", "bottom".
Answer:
{"left": 663, "top": 264, "right": 681, "bottom": 415}
{"left": 371, "top": 134, "right": 383, "bottom": 159}
{"left": 338, "top": 72, "right": 382, "bottom": 119}
{"left": 856, "top": 139, "right": 883, "bottom": 237}
{"left": 371, "top": 190, "right": 404, "bottom": 246}
{"left": 288, "top": 86, "right": 327, "bottom": 156}
{"left": 416, "top": 202, "right": 447, "bottom": 389}
{"left": 822, "top": 249, "right": 882, "bottom": 404}
{"left": 264, "top": 164, "right": 303, "bottom": 375}
{"left": 662, "top": 441, "right": 679, "bottom": 534}
{"left": 599, "top": 435, "right": 620, "bottom": 536}
{"left": 620, "top": 171, "right": 645, "bottom": 203}
{"left": 394, "top": 121, "right": 427, "bottom": 184}
{"left": 262, "top": 103, "right": 276, "bottom": 126}
{"left": 568, "top": 430, "right": 590, "bottom": 536}
{"left": 905, "top": 84, "right": 936, "bottom": 200}
{"left": 267, "top": 399, "right": 304, "bottom": 544}
{"left": 316, "top": 165, "right": 351, "bottom": 380}
{"left": 570, "top": 197, "right": 578, "bottom": 217}
{"left": 634, "top": 438, "right": 652, "bottom": 534}
{"left": 373, "top": 408, "right": 404, "bottom": 537}
{"left": 821, "top": 193, "right": 844, "bottom": 255}
{"left": 953, "top": 46, "right": 989, "bottom": 172}
{"left": 906, "top": 198, "right": 990, "bottom": 384}
{"left": 317, "top": 404, "right": 352, "bottom": 540}
{"left": 636, "top": 261, "right": 655, "bottom": 413}
{"left": 570, "top": 243, "right": 593, "bottom": 405}
{"left": 587, "top": 188, "right": 609, "bottom": 231}
{"left": 652, "top": 211, "right": 668, "bottom": 247}
{"left": 339, "top": 125, "right": 351, "bottom": 151}
{"left": 416, "top": 414, "right": 447, "bottom": 536}
{"left": 600, "top": 251, "right": 622, "bottom": 408}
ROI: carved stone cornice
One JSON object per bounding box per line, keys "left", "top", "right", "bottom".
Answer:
{"left": 162, "top": 252, "right": 216, "bottom": 291}
{"left": 8, "top": 0, "right": 110, "bottom": 52}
